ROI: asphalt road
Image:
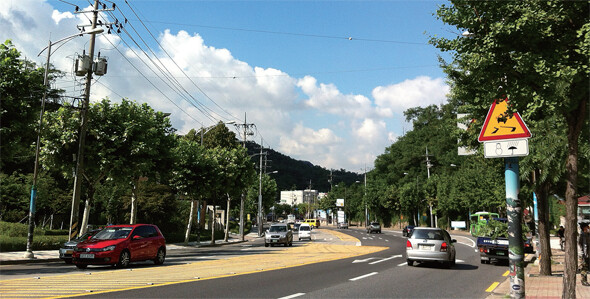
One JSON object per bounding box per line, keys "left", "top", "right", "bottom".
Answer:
{"left": 38, "top": 228, "right": 509, "bottom": 299}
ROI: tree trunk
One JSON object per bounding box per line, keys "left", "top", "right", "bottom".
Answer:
{"left": 562, "top": 98, "right": 586, "bottom": 299}
{"left": 224, "top": 194, "right": 230, "bottom": 242}
{"left": 210, "top": 205, "right": 216, "bottom": 246}
{"left": 184, "top": 199, "right": 195, "bottom": 245}
{"left": 536, "top": 179, "right": 552, "bottom": 276}
{"left": 130, "top": 181, "right": 138, "bottom": 224}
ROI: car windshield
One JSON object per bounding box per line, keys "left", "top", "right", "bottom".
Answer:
{"left": 371, "top": 223, "right": 380, "bottom": 226}
{"left": 92, "top": 227, "right": 133, "bottom": 240}
{"left": 300, "top": 226, "right": 310, "bottom": 231}
{"left": 269, "top": 225, "right": 287, "bottom": 232}
{"left": 412, "top": 229, "right": 444, "bottom": 240}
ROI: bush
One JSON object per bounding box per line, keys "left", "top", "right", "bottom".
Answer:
{"left": 164, "top": 229, "right": 226, "bottom": 244}
{"left": 0, "top": 235, "right": 68, "bottom": 251}
{"left": 228, "top": 220, "right": 252, "bottom": 235}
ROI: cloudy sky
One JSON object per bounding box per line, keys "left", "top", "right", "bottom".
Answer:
{"left": 1, "top": 0, "right": 454, "bottom": 173}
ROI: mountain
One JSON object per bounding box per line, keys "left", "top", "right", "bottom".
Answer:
{"left": 245, "top": 141, "right": 362, "bottom": 193}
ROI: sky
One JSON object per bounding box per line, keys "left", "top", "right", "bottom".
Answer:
{"left": 1, "top": 0, "right": 457, "bottom": 173}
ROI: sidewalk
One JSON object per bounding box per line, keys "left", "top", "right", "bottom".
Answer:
{"left": 487, "top": 236, "right": 590, "bottom": 298}
{"left": 0, "top": 232, "right": 258, "bottom": 265}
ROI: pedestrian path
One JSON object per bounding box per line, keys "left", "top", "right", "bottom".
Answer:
{"left": 487, "top": 236, "right": 590, "bottom": 298}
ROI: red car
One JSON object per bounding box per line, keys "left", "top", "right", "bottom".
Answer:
{"left": 72, "top": 224, "right": 166, "bottom": 269}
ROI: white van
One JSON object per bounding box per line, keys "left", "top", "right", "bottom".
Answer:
{"left": 298, "top": 223, "right": 312, "bottom": 241}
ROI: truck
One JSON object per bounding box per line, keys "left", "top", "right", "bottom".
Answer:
{"left": 336, "top": 210, "right": 348, "bottom": 229}
{"left": 476, "top": 217, "right": 533, "bottom": 264}
{"left": 287, "top": 214, "right": 296, "bottom": 224}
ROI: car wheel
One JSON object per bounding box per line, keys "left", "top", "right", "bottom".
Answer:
{"left": 153, "top": 247, "right": 166, "bottom": 265}
{"left": 118, "top": 250, "right": 130, "bottom": 268}
{"left": 407, "top": 260, "right": 414, "bottom": 266}
{"left": 265, "top": 243, "right": 269, "bottom": 247}
{"left": 75, "top": 263, "right": 87, "bottom": 269}
{"left": 270, "top": 243, "right": 274, "bottom": 247}
{"left": 64, "top": 259, "right": 73, "bottom": 264}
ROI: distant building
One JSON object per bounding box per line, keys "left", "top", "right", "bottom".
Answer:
{"left": 280, "top": 190, "right": 319, "bottom": 206}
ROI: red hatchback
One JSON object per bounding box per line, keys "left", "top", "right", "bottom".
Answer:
{"left": 72, "top": 224, "right": 166, "bottom": 269}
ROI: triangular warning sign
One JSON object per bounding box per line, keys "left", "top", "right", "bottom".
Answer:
{"left": 478, "top": 98, "right": 531, "bottom": 142}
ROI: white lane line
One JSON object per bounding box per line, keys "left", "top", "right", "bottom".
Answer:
{"left": 397, "top": 262, "right": 407, "bottom": 267}
{"left": 278, "top": 293, "right": 305, "bottom": 299}
{"left": 369, "top": 255, "right": 402, "bottom": 265}
{"left": 349, "top": 272, "right": 378, "bottom": 281}
{"left": 452, "top": 235, "right": 477, "bottom": 248}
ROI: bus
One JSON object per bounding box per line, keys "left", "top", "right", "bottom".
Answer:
{"left": 470, "top": 211, "right": 500, "bottom": 236}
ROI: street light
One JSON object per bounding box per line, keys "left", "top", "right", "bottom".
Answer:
{"left": 24, "top": 28, "right": 104, "bottom": 259}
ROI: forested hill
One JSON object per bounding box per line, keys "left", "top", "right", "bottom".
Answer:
{"left": 245, "top": 141, "right": 362, "bottom": 193}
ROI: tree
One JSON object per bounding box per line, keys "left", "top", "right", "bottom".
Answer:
{"left": 431, "top": 2, "right": 589, "bottom": 297}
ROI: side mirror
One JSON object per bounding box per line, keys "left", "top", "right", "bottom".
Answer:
{"left": 133, "top": 235, "right": 142, "bottom": 240}
{"left": 87, "top": 236, "right": 92, "bottom": 240}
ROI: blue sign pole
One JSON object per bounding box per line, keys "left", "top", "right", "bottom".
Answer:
{"left": 506, "top": 157, "right": 525, "bottom": 298}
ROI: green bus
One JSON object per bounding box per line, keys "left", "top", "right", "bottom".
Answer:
{"left": 470, "top": 211, "right": 500, "bottom": 236}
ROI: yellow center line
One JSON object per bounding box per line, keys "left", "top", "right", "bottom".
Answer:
{"left": 486, "top": 282, "right": 499, "bottom": 292}
{"left": 503, "top": 270, "right": 509, "bottom": 277}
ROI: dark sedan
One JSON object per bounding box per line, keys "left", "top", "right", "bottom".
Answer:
{"left": 402, "top": 225, "right": 415, "bottom": 237}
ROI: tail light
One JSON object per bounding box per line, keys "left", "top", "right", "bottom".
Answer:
{"left": 440, "top": 242, "right": 448, "bottom": 252}
{"left": 406, "top": 240, "right": 413, "bottom": 249}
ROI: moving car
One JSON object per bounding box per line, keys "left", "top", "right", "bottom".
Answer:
{"left": 292, "top": 223, "right": 301, "bottom": 232}
{"left": 72, "top": 224, "right": 166, "bottom": 269}
{"left": 337, "top": 221, "right": 349, "bottom": 229}
{"left": 298, "top": 223, "right": 312, "bottom": 241}
{"left": 402, "top": 225, "right": 415, "bottom": 237}
{"left": 406, "top": 227, "right": 456, "bottom": 268}
{"left": 367, "top": 222, "right": 381, "bottom": 234}
{"left": 303, "top": 219, "right": 320, "bottom": 228}
{"left": 59, "top": 229, "right": 100, "bottom": 264}
{"left": 265, "top": 223, "right": 293, "bottom": 247}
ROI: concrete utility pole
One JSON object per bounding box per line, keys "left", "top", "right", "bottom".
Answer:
{"left": 425, "top": 147, "right": 435, "bottom": 227}
{"left": 69, "top": 0, "right": 103, "bottom": 241}
{"left": 234, "top": 113, "right": 254, "bottom": 240}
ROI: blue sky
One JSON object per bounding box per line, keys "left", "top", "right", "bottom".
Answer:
{"left": 1, "top": 0, "right": 457, "bottom": 172}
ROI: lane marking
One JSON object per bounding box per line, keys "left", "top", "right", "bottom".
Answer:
{"left": 279, "top": 293, "right": 305, "bottom": 299}
{"left": 397, "top": 262, "right": 407, "bottom": 267}
{"left": 349, "top": 272, "right": 378, "bottom": 281}
{"left": 503, "top": 270, "right": 509, "bottom": 277}
{"left": 352, "top": 257, "right": 378, "bottom": 263}
{"left": 369, "top": 255, "right": 402, "bottom": 265}
{"left": 485, "top": 282, "right": 499, "bottom": 292}
{"left": 451, "top": 235, "right": 476, "bottom": 248}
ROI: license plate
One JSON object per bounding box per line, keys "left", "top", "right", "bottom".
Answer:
{"left": 80, "top": 253, "right": 94, "bottom": 259}
{"left": 497, "top": 251, "right": 505, "bottom": 256}
{"left": 271, "top": 240, "right": 278, "bottom": 243}
{"left": 418, "top": 244, "right": 433, "bottom": 250}
{"left": 65, "top": 250, "right": 73, "bottom": 254}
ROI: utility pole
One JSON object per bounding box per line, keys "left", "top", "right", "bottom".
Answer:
{"left": 258, "top": 139, "right": 264, "bottom": 236}
{"left": 425, "top": 147, "right": 435, "bottom": 227}
{"left": 68, "top": 0, "right": 106, "bottom": 241}
{"left": 234, "top": 113, "right": 254, "bottom": 240}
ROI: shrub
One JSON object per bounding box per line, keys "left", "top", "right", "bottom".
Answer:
{"left": 0, "top": 235, "right": 68, "bottom": 251}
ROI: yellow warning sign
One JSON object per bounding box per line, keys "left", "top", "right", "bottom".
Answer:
{"left": 478, "top": 98, "right": 531, "bottom": 142}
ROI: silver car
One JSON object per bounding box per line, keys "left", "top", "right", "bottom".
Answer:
{"left": 406, "top": 227, "right": 456, "bottom": 268}
{"left": 265, "top": 223, "right": 293, "bottom": 247}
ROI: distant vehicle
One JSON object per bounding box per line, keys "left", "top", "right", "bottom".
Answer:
{"left": 367, "top": 222, "right": 381, "bottom": 234}
{"left": 72, "top": 224, "right": 166, "bottom": 269}
{"left": 470, "top": 211, "right": 500, "bottom": 236}
{"left": 59, "top": 229, "right": 100, "bottom": 264}
{"left": 287, "top": 214, "right": 296, "bottom": 224}
{"left": 337, "top": 221, "right": 348, "bottom": 229}
{"left": 303, "top": 219, "right": 320, "bottom": 229}
{"left": 406, "top": 227, "right": 456, "bottom": 268}
{"left": 265, "top": 223, "right": 293, "bottom": 247}
{"left": 476, "top": 218, "right": 534, "bottom": 264}
{"left": 292, "top": 223, "right": 301, "bottom": 232}
{"left": 298, "top": 223, "right": 312, "bottom": 241}
{"left": 402, "top": 225, "right": 415, "bottom": 237}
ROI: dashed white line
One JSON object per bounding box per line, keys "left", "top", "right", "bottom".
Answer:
{"left": 349, "top": 272, "right": 378, "bottom": 281}
{"left": 369, "top": 255, "right": 402, "bottom": 264}
{"left": 278, "top": 293, "right": 306, "bottom": 299}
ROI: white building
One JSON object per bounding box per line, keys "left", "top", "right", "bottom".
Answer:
{"left": 280, "top": 190, "right": 319, "bottom": 206}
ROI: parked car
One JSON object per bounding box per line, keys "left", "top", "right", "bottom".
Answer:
{"left": 72, "top": 224, "right": 166, "bottom": 269}
{"left": 59, "top": 229, "right": 100, "bottom": 264}
{"left": 337, "top": 221, "right": 349, "bottom": 229}
{"left": 402, "top": 225, "right": 415, "bottom": 237}
{"left": 265, "top": 223, "right": 293, "bottom": 247}
{"left": 292, "top": 223, "right": 301, "bottom": 232}
{"left": 406, "top": 227, "right": 456, "bottom": 268}
{"left": 298, "top": 223, "right": 312, "bottom": 241}
{"left": 367, "top": 222, "right": 381, "bottom": 234}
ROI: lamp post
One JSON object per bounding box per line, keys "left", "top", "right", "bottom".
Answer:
{"left": 24, "top": 28, "right": 104, "bottom": 259}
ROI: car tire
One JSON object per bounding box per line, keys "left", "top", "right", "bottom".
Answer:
{"left": 118, "top": 250, "right": 130, "bottom": 268}
{"left": 407, "top": 260, "right": 414, "bottom": 266}
{"left": 265, "top": 243, "right": 269, "bottom": 247}
{"left": 270, "top": 243, "right": 274, "bottom": 247}
{"left": 75, "top": 263, "right": 87, "bottom": 269}
{"left": 64, "top": 259, "right": 73, "bottom": 264}
{"left": 153, "top": 247, "right": 166, "bottom": 265}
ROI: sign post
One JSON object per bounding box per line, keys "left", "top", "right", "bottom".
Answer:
{"left": 479, "top": 98, "right": 531, "bottom": 299}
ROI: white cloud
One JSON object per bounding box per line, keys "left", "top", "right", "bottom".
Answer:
{"left": 372, "top": 76, "right": 450, "bottom": 112}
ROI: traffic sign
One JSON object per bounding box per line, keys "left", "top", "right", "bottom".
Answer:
{"left": 478, "top": 98, "right": 531, "bottom": 142}
{"left": 484, "top": 139, "right": 529, "bottom": 158}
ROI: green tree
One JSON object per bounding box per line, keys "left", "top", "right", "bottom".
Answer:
{"left": 431, "top": 2, "right": 588, "bottom": 295}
